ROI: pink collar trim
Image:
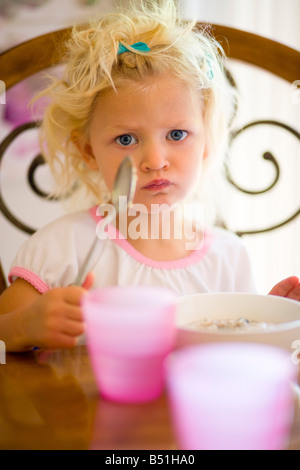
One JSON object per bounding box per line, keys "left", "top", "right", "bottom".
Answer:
{"left": 89, "top": 206, "right": 213, "bottom": 270}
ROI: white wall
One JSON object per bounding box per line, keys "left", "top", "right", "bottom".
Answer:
{"left": 179, "top": 0, "right": 300, "bottom": 48}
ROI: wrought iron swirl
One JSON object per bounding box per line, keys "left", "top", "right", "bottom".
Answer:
{"left": 0, "top": 121, "right": 43, "bottom": 235}
{"left": 226, "top": 120, "right": 300, "bottom": 236}
{"left": 1, "top": 119, "right": 299, "bottom": 238}
{"left": 0, "top": 121, "right": 79, "bottom": 235}
{"left": 27, "top": 153, "right": 51, "bottom": 199}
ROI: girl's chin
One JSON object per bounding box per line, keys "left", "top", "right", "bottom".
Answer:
{"left": 131, "top": 193, "right": 182, "bottom": 213}
{"left": 129, "top": 201, "right": 179, "bottom": 215}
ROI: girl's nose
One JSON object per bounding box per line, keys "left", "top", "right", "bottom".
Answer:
{"left": 139, "top": 144, "right": 170, "bottom": 172}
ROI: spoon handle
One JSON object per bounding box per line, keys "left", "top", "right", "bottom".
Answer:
{"left": 74, "top": 211, "right": 115, "bottom": 286}
{"left": 74, "top": 155, "right": 136, "bottom": 286}
{"left": 73, "top": 237, "right": 99, "bottom": 286}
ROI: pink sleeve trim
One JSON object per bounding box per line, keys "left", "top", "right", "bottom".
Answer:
{"left": 89, "top": 205, "right": 213, "bottom": 269}
{"left": 8, "top": 267, "right": 50, "bottom": 294}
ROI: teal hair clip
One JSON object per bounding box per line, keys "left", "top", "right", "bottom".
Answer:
{"left": 205, "top": 53, "right": 214, "bottom": 80}
{"left": 118, "top": 41, "right": 150, "bottom": 55}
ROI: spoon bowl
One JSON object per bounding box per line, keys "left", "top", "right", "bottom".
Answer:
{"left": 111, "top": 155, "right": 137, "bottom": 213}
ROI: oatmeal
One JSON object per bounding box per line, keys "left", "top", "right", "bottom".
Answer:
{"left": 187, "top": 318, "right": 272, "bottom": 332}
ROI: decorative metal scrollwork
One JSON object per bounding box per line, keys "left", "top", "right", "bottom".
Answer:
{"left": 0, "top": 121, "right": 45, "bottom": 235}
{"left": 1, "top": 118, "right": 299, "bottom": 239}
{"left": 28, "top": 153, "right": 53, "bottom": 200}
{"left": 226, "top": 120, "right": 300, "bottom": 236}
{"left": 0, "top": 121, "right": 79, "bottom": 236}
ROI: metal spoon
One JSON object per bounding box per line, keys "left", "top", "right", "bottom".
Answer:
{"left": 74, "top": 155, "right": 137, "bottom": 286}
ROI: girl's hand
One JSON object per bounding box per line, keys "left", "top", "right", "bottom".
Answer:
{"left": 0, "top": 274, "right": 94, "bottom": 352}
{"left": 268, "top": 276, "right": 300, "bottom": 301}
{"left": 24, "top": 285, "right": 87, "bottom": 350}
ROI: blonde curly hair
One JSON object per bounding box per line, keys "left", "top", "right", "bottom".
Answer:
{"left": 36, "top": 0, "right": 235, "bottom": 211}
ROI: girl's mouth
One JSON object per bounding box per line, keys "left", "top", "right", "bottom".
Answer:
{"left": 142, "top": 179, "right": 172, "bottom": 192}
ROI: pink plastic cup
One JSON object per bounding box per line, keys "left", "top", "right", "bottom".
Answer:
{"left": 81, "top": 286, "right": 178, "bottom": 403}
{"left": 165, "top": 343, "right": 297, "bottom": 450}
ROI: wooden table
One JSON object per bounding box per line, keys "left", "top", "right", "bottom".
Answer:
{"left": 0, "top": 346, "right": 300, "bottom": 450}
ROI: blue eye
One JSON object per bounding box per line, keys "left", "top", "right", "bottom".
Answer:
{"left": 115, "top": 134, "right": 137, "bottom": 146}
{"left": 167, "top": 130, "right": 188, "bottom": 141}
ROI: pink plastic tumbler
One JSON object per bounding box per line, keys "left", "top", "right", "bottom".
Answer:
{"left": 81, "top": 286, "right": 178, "bottom": 403}
{"left": 165, "top": 343, "right": 297, "bottom": 450}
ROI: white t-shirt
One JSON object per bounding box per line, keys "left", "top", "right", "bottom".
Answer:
{"left": 9, "top": 206, "right": 257, "bottom": 296}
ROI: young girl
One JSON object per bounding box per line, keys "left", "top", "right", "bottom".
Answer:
{"left": 0, "top": 0, "right": 299, "bottom": 352}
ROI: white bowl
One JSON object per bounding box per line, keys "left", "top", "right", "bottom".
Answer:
{"left": 175, "top": 293, "right": 300, "bottom": 351}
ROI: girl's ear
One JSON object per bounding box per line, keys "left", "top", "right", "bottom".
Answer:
{"left": 71, "top": 130, "right": 98, "bottom": 170}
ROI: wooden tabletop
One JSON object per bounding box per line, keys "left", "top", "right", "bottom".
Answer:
{"left": 0, "top": 346, "right": 299, "bottom": 450}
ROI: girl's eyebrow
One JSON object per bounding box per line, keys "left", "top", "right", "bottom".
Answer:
{"left": 105, "top": 120, "right": 194, "bottom": 132}
{"left": 105, "top": 124, "right": 139, "bottom": 132}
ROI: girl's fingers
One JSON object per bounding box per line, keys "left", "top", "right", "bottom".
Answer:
{"left": 62, "top": 305, "right": 84, "bottom": 322}
{"left": 40, "top": 317, "right": 85, "bottom": 348}
{"left": 44, "top": 332, "right": 79, "bottom": 349}
{"left": 268, "top": 276, "right": 300, "bottom": 297}
{"left": 45, "top": 307, "right": 84, "bottom": 334}
{"left": 285, "top": 282, "right": 300, "bottom": 302}
{"left": 82, "top": 272, "right": 95, "bottom": 290}
{"left": 46, "top": 286, "right": 86, "bottom": 307}
{"left": 61, "top": 319, "right": 85, "bottom": 337}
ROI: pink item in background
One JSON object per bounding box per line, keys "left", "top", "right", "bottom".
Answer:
{"left": 81, "top": 286, "right": 178, "bottom": 403}
{"left": 4, "top": 76, "right": 51, "bottom": 127}
{"left": 165, "top": 343, "right": 298, "bottom": 450}
{"left": 4, "top": 82, "right": 33, "bottom": 126}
